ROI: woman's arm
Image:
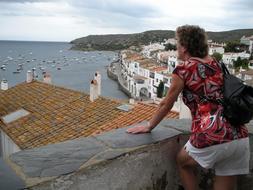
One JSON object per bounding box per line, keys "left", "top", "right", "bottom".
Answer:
{"left": 126, "top": 74, "right": 184, "bottom": 134}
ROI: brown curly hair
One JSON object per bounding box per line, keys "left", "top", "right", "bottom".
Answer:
{"left": 176, "top": 25, "right": 208, "bottom": 58}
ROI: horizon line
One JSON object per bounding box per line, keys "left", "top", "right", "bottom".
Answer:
{"left": 0, "top": 39, "right": 69, "bottom": 43}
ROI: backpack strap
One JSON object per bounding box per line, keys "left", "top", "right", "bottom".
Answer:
{"left": 219, "top": 61, "right": 230, "bottom": 75}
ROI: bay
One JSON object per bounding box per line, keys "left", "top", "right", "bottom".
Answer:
{"left": 0, "top": 40, "right": 127, "bottom": 190}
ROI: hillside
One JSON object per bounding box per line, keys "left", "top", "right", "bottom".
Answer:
{"left": 70, "top": 29, "right": 253, "bottom": 51}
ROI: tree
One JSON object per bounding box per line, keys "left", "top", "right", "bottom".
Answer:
{"left": 241, "top": 58, "right": 249, "bottom": 69}
{"left": 157, "top": 81, "right": 164, "bottom": 98}
{"left": 233, "top": 57, "right": 242, "bottom": 69}
{"left": 164, "top": 43, "right": 176, "bottom": 51}
{"left": 225, "top": 41, "right": 248, "bottom": 53}
{"left": 233, "top": 57, "right": 249, "bottom": 70}
{"left": 212, "top": 52, "right": 222, "bottom": 62}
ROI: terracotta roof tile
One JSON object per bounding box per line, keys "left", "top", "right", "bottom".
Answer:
{"left": 91, "top": 103, "right": 178, "bottom": 136}
{"left": 0, "top": 81, "right": 179, "bottom": 150}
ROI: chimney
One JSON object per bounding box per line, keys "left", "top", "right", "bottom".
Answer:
{"left": 1, "top": 79, "right": 8, "bottom": 90}
{"left": 26, "top": 70, "right": 33, "bottom": 83}
{"left": 90, "top": 79, "right": 98, "bottom": 102}
{"left": 94, "top": 71, "right": 101, "bottom": 96}
{"left": 129, "top": 98, "right": 135, "bottom": 104}
{"left": 32, "top": 67, "right": 36, "bottom": 79}
{"left": 43, "top": 72, "right": 52, "bottom": 84}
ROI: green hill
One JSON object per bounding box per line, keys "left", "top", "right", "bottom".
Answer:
{"left": 70, "top": 29, "right": 253, "bottom": 51}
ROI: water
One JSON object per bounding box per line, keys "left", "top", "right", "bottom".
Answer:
{"left": 0, "top": 40, "right": 128, "bottom": 99}
{"left": 0, "top": 41, "right": 128, "bottom": 189}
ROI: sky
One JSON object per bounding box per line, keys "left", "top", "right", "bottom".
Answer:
{"left": 0, "top": 0, "right": 252, "bottom": 42}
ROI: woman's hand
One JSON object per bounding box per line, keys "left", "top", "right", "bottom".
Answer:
{"left": 126, "top": 122, "right": 152, "bottom": 134}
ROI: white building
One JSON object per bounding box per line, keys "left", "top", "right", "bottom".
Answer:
{"left": 141, "top": 43, "right": 165, "bottom": 58}
{"left": 250, "top": 40, "right": 253, "bottom": 54}
{"left": 157, "top": 51, "right": 171, "bottom": 63}
{"left": 122, "top": 50, "right": 172, "bottom": 99}
{"left": 240, "top": 35, "right": 253, "bottom": 53}
{"left": 208, "top": 45, "right": 225, "bottom": 55}
{"left": 240, "top": 35, "right": 252, "bottom": 46}
{"left": 237, "top": 69, "right": 253, "bottom": 82}
{"left": 164, "top": 38, "right": 177, "bottom": 45}
{"left": 222, "top": 51, "right": 250, "bottom": 66}
{"left": 167, "top": 50, "right": 179, "bottom": 73}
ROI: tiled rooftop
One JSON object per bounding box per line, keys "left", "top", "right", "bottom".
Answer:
{"left": 150, "top": 66, "right": 168, "bottom": 72}
{"left": 91, "top": 103, "right": 178, "bottom": 135}
{"left": 0, "top": 81, "right": 178, "bottom": 150}
{"left": 124, "top": 51, "right": 144, "bottom": 61}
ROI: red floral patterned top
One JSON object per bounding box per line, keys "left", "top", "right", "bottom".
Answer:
{"left": 173, "top": 58, "right": 248, "bottom": 148}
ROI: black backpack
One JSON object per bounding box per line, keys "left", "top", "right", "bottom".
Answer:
{"left": 219, "top": 62, "right": 253, "bottom": 126}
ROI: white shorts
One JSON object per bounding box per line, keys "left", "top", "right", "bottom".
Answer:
{"left": 184, "top": 137, "right": 250, "bottom": 176}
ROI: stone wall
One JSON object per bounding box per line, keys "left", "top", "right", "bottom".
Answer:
{"left": 7, "top": 119, "right": 253, "bottom": 190}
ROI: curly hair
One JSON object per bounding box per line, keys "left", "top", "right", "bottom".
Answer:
{"left": 176, "top": 25, "right": 208, "bottom": 58}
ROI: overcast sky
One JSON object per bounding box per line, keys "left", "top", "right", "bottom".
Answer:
{"left": 0, "top": 0, "right": 252, "bottom": 42}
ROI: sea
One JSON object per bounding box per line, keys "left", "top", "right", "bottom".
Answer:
{"left": 0, "top": 40, "right": 128, "bottom": 190}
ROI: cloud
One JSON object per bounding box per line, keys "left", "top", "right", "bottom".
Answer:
{"left": 0, "top": 0, "right": 58, "bottom": 2}
{"left": 67, "top": 0, "right": 159, "bottom": 18}
{"left": 0, "top": 0, "right": 252, "bottom": 41}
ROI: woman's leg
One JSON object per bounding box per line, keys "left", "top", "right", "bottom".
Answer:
{"left": 213, "top": 175, "right": 237, "bottom": 190}
{"left": 176, "top": 148, "right": 199, "bottom": 190}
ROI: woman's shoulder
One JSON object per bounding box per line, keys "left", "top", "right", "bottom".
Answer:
{"left": 178, "top": 58, "right": 200, "bottom": 70}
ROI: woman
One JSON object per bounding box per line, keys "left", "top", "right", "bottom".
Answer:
{"left": 127, "top": 25, "right": 250, "bottom": 190}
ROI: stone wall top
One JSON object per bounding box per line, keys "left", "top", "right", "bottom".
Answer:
{"left": 9, "top": 119, "right": 188, "bottom": 187}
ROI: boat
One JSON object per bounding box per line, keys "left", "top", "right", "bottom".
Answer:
{"left": 13, "top": 71, "right": 21, "bottom": 74}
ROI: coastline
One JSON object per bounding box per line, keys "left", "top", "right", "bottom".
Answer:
{"left": 107, "top": 60, "right": 132, "bottom": 98}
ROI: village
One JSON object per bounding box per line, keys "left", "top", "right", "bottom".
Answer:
{"left": 0, "top": 34, "right": 253, "bottom": 189}
{"left": 108, "top": 35, "right": 253, "bottom": 102}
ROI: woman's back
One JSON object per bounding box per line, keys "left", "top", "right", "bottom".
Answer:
{"left": 173, "top": 58, "right": 248, "bottom": 148}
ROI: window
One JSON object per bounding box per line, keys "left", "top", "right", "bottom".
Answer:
{"left": 149, "top": 72, "right": 155, "bottom": 79}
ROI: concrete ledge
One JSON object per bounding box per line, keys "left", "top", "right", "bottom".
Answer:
{"left": 8, "top": 119, "right": 253, "bottom": 190}
{"left": 9, "top": 120, "right": 182, "bottom": 189}
{"left": 160, "top": 119, "right": 191, "bottom": 134}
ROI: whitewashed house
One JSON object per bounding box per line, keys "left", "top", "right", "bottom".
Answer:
{"left": 208, "top": 44, "right": 225, "bottom": 55}
{"left": 167, "top": 50, "right": 178, "bottom": 73}
{"left": 222, "top": 51, "right": 250, "bottom": 66}
{"left": 240, "top": 35, "right": 252, "bottom": 46}
{"left": 157, "top": 51, "right": 171, "bottom": 63}
{"left": 141, "top": 43, "right": 165, "bottom": 58}
{"left": 250, "top": 40, "right": 253, "bottom": 54}
{"left": 237, "top": 69, "right": 253, "bottom": 82}
{"left": 240, "top": 35, "right": 253, "bottom": 53}
{"left": 164, "top": 38, "right": 177, "bottom": 45}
